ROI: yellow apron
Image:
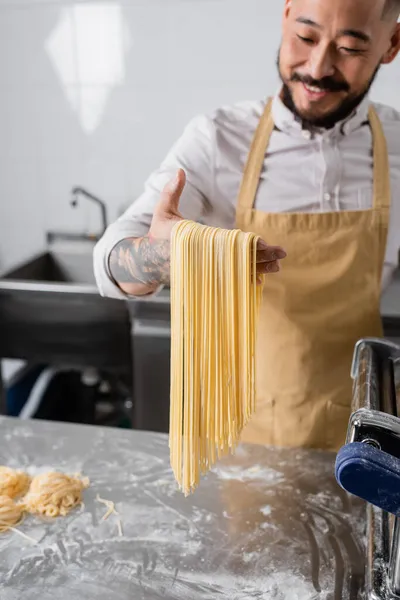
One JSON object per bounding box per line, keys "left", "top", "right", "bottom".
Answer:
{"left": 236, "top": 98, "right": 391, "bottom": 451}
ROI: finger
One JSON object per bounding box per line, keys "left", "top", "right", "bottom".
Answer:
{"left": 256, "top": 240, "right": 286, "bottom": 261}
{"left": 256, "top": 260, "right": 280, "bottom": 274}
{"left": 256, "top": 245, "right": 286, "bottom": 263}
{"left": 154, "top": 169, "right": 186, "bottom": 219}
{"left": 258, "top": 239, "right": 286, "bottom": 252}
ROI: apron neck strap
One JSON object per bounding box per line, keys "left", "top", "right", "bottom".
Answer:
{"left": 368, "top": 105, "right": 391, "bottom": 217}
{"left": 236, "top": 98, "right": 274, "bottom": 212}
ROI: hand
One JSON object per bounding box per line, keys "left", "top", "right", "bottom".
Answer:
{"left": 256, "top": 240, "right": 287, "bottom": 277}
{"left": 148, "top": 169, "right": 186, "bottom": 241}
{"left": 110, "top": 168, "right": 286, "bottom": 296}
{"left": 150, "top": 169, "right": 286, "bottom": 262}
{"left": 152, "top": 169, "right": 286, "bottom": 282}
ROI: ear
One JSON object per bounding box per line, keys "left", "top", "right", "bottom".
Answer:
{"left": 381, "top": 23, "right": 400, "bottom": 64}
{"left": 283, "top": 0, "right": 293, "bottom": 22}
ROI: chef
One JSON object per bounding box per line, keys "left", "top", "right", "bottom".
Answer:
{"left": 94, "top": 0, "right": 400, "bottom": 450}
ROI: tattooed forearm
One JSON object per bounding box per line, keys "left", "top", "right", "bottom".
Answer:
{"left": 109, "top": 235, "right": 171, "bottom": 288}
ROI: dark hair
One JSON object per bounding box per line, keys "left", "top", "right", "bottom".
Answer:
{"left": 383, "top": 0, "right": 400, "bottom": 19}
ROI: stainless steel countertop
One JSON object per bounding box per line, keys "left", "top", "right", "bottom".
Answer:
{"left": 0, "top": 417, "right": 366, "bottom": 600}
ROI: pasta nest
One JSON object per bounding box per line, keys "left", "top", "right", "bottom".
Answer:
{"left": 0, "top": 466, "right": 31, "bottom": 499}
{"left": 22, "top": 472, "right": 89, "bottom": 518}
{"left": 0, "top": 495, "right": 24, "bottom": 533}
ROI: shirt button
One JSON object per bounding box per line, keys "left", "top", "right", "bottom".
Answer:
{"left": 324, "top": 192, "right": 332, "bottom": 202}
{"left": 302, "top": 130, "right": 311, "bottom": 140}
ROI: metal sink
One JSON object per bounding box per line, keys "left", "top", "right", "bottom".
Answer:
{"left": 1, "top": 248, "right": 97, "bottom": 292}
{"left": 0, "top": 247, "right": 132, "bottom": 374}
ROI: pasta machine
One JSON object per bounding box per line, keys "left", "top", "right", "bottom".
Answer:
{"left": 335, "top": 338, "right": 400, "bottom": 599}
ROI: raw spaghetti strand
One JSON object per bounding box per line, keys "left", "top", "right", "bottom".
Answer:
{"left": 169, "top": 220, "right": 264, "bottom": 495}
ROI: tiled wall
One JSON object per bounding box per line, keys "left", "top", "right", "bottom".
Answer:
{"left": 0, "top": 0, "right": 398, "bottom": 271}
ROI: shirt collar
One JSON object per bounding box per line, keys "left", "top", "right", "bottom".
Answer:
{"left": 271, "top": 87, "right": 370, "bottom": 138}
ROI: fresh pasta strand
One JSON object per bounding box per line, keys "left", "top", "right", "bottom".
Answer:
{"left": 22, "top": 472, "right": 89, "bottom": 518}
{"left": 117, "top": 518, "right": 123, "bottom": 537}
{"left": 96, "top": 494, "right": 123, "bottom": 538}
{"left": 96, "top": 494, "right": 118, "bottom": 521}
{"left": 0, "top": 467, "right": 31, "bottom": 499}
{"left": 169, "top": 220, "right": 264, "bottom": 495}
{"left": 0, "top": 520, "right": 37, "bottom": 544}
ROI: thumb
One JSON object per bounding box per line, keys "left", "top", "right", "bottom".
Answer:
{"left": 155, "top": 169, "right": 186, "bottom": 219}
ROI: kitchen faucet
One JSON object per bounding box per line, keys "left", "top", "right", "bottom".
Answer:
{"left": 46, "top": 187, "right": 108, "bottom": 245}
{"left": 71, "top": 187, "right": 108, "bottom": 237}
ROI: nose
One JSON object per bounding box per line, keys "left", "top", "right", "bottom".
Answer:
{"left": 308, "top": 44, "right": 335, "bottom": 80}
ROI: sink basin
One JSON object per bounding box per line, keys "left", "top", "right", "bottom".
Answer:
{"left": 0, "top": 248, "right": 132, "bottom": 373}
{"left": 1, "top": 249, "right": 97, "bottom": 292}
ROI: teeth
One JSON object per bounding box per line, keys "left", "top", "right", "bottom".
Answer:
{"left": 305, "top": 84, "right": 325, "bottom": 93}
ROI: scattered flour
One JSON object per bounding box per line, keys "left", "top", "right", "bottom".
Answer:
{"left": 260, "top": 505, "right": 272, "bottom": 516}
{"left": 213, "top": 464, "right": 284, "bottom": 484}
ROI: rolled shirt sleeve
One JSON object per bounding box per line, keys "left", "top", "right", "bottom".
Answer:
{"left": 93, "top": 114, "right": 215, "bottom": 299}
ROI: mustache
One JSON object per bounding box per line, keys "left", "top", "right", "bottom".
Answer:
{"left": 291, "top": 72, "right": 350, "bottom": 93}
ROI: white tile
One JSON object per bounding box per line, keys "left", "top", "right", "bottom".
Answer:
{"left": 32, "top": 87, "right": 85, "bottom": 158}
{"left": 0, "top": 159, "right": 46, "bottom": 272}
{"left": 0, "top": 5, "right": 62, "bottom": 89}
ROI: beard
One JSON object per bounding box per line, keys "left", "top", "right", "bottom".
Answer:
{"left": 276, "top": 50, "right": 380, "bottom": 130}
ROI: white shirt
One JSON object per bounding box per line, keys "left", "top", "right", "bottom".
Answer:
{"left": 94, "top": 93, "right": 400, "bottom": 299}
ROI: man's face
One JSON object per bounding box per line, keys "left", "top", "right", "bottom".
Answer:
{"left": 279, "top": 0, "right": 400, "bottom": 128}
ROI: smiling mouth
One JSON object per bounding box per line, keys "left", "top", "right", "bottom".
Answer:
{"left": 302, "top": 83, "right": 341, "bottom": 100}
